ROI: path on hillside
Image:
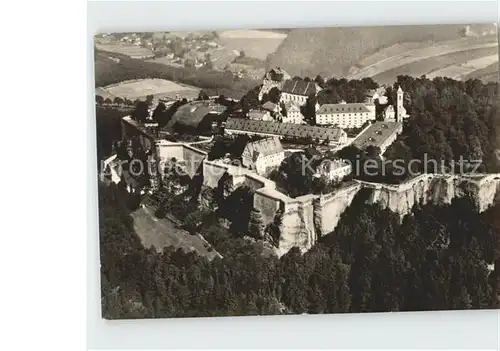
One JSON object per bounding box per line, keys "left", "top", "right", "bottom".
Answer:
{"left": 347, "top": 42, "right": 498, "bottom": 80}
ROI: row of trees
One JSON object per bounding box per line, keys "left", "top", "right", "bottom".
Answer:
{"left": 95, "top": 94, "right": 153, "bottom": 107}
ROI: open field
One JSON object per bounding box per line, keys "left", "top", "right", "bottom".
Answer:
{"left": 100, "top": 78, "right": 200, "bottom": 100}
{"left": 426, "top": 54, "right": 498, "bottom": 80}
{"left": 371, "top": 46, "right": 498, "bottom": 85}
{"left": 463, "top": 62, "right": 499, "bottom": 81}
{"left": 350, "top": 35, "right": 496, "bottom": 76}
{"left": 130, "top": 205, "right": 219, "bottom": 260}
{"left": 217, "top": 29, "right": 287, "bottom": 60}
{"left": 269, "top": 24, "right": 497, "bottom": 77}
{"left": 479, "top": 72, "right": 500, "bottom": 82}
{"left": 349, "top": 41, "right": 498, "bottom": 80}
{"left": 95, "top": 43, "right": 154, "bottom": 58}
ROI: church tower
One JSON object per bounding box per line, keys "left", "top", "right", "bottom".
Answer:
{"left": 396, "top": 85, "right": 404, "bottom": 122}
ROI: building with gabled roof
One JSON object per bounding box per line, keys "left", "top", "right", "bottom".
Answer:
{"left": 316, "top": 102, "right": 376, "bottom": 128}
{"left": 241, "top": 137, "right": 285, "bottom": 175}
{"left": 280, "top": 79, "right": 322, "bottom": 107}
{"left": 247, "top": 108, "right": 273, "bottom": 121}
{"left": 224, "top": 118, "right": 347, "bottom": 146}
{"left": 282, "top": 101, "right": 304, "bottom": 124}
{"left": 261, "top": 101, "right": 280, "bottom": 114}
{"left": 168, "top": 100, "right": 227, "bottom": 133}
{"left": 383, "top": 105, "right": 395, "bottom": 121}
{"left": 352, "top": 121, "right": 403, "bottom": 154}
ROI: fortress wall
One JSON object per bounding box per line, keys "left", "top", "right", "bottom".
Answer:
{"left": 314, "top": 183, "right": 363, "bottom": 236}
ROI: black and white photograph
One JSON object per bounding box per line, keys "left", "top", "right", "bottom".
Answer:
{"left": 94, "top": 23, "right": 500, "bottom": 319}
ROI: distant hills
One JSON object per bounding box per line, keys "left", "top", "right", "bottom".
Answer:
{"left": 267, "top": 24, "right": 498, "bottom": 82}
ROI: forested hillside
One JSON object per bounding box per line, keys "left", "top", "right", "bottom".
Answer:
{"left": 386, "top": 76, "right": 500, "bottom": 174}
{"left": 99, "top": 182, "right": 500, "bottom": 318}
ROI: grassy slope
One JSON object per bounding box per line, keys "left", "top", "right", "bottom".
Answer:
{"left": 371, "top": 46, "right": 498, "bottom": 84}
{"left": 268, "top": 24, "right": 496, "bottom": 78}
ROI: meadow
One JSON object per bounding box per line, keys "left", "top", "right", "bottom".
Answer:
{"left": 371, "top": 46, "right": 498, "bottom": 84}
{"left": 99, "top": 78, "right": 200, "bottom": 100}
{"left": 95, "top": 43, "right": 154, "bottom": 58}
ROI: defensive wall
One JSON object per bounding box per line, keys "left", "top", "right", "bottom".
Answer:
{"left": 127, "top": 139, "right": 500, "bottom": 256}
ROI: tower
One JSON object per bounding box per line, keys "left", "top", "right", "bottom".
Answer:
{"left": 396, "top": 85, "right": 404, "bottom": 122}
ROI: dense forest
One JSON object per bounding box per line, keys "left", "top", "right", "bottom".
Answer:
{"left": 329, "top": 76, "right": 500, "bottom": 183}
{"left": 100, "top": 179, "right": 500, "bottom": 318}
{"left": 385, "top": 76, "right": 500, "bottom": 173}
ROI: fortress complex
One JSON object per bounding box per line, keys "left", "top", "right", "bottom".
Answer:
{"left": 117, "top": 112, "right": 500, "bottom": 257}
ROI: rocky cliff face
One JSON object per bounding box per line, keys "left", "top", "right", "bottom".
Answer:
{"left": 313, "top": 182, "right": 363, "bottom": 237}
{"left": 364, "top": 174, "right": 500, "bottom": 217}
{"left": 277, "top": 196, "right": 317, "bottom": 257}
{"left": 275, "top": 173, "right": 500, "bottom": 256}
{"left": 201, "top": 162, "right": 500, "bottom": 256}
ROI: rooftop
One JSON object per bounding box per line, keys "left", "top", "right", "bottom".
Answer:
{"left": 283, "top": 100, "right": 300, "bottom": 111}
{"left": 317, "top": 103, "right": 372, "bottom": 114}
{"left": 282, "top": 79, "right": 321, "bottom": 96}
{"left": 261, "top": 101, "right": 279, "bottom": 111}
{"left": 247, "top": 109, "right": 270, "bottom": 120}
{"left": 225, "top": 118, "right": 346, "bottom": 142}
{"left": 352, "top": 121, "right": 403, "bottom": 149}
{"left": 170, "top": 100, "right": 227, "bottom": 128}
{"left": 122, "top": 116, "right": 157, "bottom": 138}
{"left": 244, "top": 137, "right": 284, "bottom": 161}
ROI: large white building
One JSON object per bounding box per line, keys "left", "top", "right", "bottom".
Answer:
{"left": 279, "top": 79, "right": 322, "bottom": 107}
{"left": 241, "top": 137, "right": 285, "bottom": 175}
{"left": 315, "top": 102, "right": 376, "bottom": 128}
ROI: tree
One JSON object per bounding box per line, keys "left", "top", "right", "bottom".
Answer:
{"left": 152, "top": 102, "right": 166, "bottom": 122}
{"left": 248, "top": 208, "right": 265, "bottom": 239}
{"left": 301, "top": 95, "right": 317, "bottom": 125}
{"left": 198, "top": 90, "right": 209, "bottom": 101}
{"left": 104, "top": 98, "right": 112, "bottom": 104}
{"left": 239, "top": 50, "right": 245, "bottom": 58}
{"left": 314, "top": 75, "right": 325, "bottom": 88}
{"left": 96, "top": 95, "right": 104, "bottom": 105}
{"left": 113, "top": 96, "right": 124, "bottom": 105}
{"left": 184, "top": 210, "right": 204, "bottom": 234}
{"left": 268, "top": 87, "right": 281, "bottom": 104}
{"left": 204, "top": 53, "right": 213, "bottom": 69}
{"left": 131, "top": 101, "right": 149, "bottom": 123}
